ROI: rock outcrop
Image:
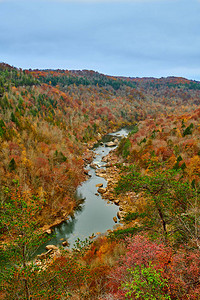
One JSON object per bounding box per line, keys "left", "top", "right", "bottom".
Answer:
{"left": 46, "top": 245, "right": 59, "bottom": 251}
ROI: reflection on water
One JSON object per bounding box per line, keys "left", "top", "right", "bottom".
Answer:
{"left": 36, "top": 127, "right": 132, "bottom": 254}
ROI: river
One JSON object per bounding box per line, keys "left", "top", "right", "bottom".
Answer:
{"left": 36, "top": 127, "right": 131, "bottom": 253}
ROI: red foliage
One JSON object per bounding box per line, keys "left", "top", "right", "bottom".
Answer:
{"left": 108, "top": 235, "right": 172, "bottom": 299}
{"left": 168, "top": 250, "right": 200, "bottom": 299}
{"left": 107, "top": 235, "right": 200, "bottom": 300}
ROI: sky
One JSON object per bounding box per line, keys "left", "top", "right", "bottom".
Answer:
{"left": 0, "top": 0, "right": 200, "bottom": 80}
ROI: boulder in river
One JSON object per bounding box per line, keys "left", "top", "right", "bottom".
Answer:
{"left": 62, "top": 240, "right": 69, "bottom": 247}
{"left": 113, "top": 216, "right": 117, "bottom": 223}
{"left": 97, "top": 187, "right": 107, "bottom": 194}
{"left": 84, "top": 169, "right": 89, "bottom": 175}
{"left": 114, "top": 200, "right": 120, "bottom": 206}
{"left": 96, "top": 183, "right": 103, "bottom": 187}
{"left": 90, "top": 163, "right": 98, "bottom": 169}
{"left": 117, "top": 211, "right": 121, "bottom": 219}
{"left": 117, "top": 211, "right": 125, "bottom": 220}
{"left": 105, "top": 141, "right": 117, "bottom": 147}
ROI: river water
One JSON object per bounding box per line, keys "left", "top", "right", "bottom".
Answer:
{"left": 36, "top": 127, "right": 131, "bottom": 253}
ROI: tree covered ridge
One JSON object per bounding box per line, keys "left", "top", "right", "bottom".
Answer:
{"left": 0, "top": 63, "right": 200, "bottom": 299}
{"left": 106, "top": 109, "right": 200, "bottom": 299}
{"left": 0, "top": 64, "right": 139, "bottom": 230}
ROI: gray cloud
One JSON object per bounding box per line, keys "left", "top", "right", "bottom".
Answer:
{"left": 46, "top": 0, "right": 175, "bottom": 2}
{"left": 0, "top": 0, "right": 200, "bottom": 80}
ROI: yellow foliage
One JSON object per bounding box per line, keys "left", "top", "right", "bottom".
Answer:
{"left": 167, "top": 154, "right": 176, "bottom": 168}
{"left": 22, "top": 189, "right": 32, "bottom": 202}
{"left": 186, "top": 155, "right": 200, "bottom": 180}
{"left": 21, "top": 149, "right": 27, "bottom": 165}
{"left": 20, "top": 149, "right": 32, "bottom": 168}
{"left": 176, "top": 128, "right": 182, "bottom": 138}
{"left": 37, "top": 186, "right": 46, "bottom": 199}
{"left": 98, "top": 243, "right": 110, "bottom": 256}
{"left": 150, "top": 156, "right": 159, "bottom": 163}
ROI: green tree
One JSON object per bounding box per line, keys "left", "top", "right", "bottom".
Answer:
{"left": 0, "top": 181, "right": 48, "bottom": 299}
{"left": 122, "top": 263, "right": 171, "bottom": 300}
{"left": 8, "top": 158, "right": 17, "bottom": 171}
{"left": 0, "top": 182, "right": 91, "bottom": 299}
{"left": 116, "top": 163, "right": 200, "bottom": 247}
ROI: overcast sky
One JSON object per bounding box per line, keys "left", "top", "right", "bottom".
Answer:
{"left": 0, "top": 0, "right": 200, "bottom": 80}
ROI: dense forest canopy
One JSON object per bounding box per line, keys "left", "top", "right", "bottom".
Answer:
{"left": 0, "top": 62, "right": 200, "bottom": 299}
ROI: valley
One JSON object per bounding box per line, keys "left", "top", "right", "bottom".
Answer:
{"left": 0, "top": 63, "right": 200, "bottom": 299}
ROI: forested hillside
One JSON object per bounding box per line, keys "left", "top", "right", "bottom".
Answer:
{"left": 1, "top": 63, "right": 200, "bottom": 299}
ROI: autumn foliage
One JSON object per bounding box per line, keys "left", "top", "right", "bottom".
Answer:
{"left": 1, "top": 63, "right": 200, "bottom": 299}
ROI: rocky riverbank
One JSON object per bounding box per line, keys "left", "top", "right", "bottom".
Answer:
{"left": 40, "top": 147, "right": 96, "bottom": 235}
{"left": 34, "top": 132, "right": 137, "bottom": 263}
{"left": 39, "top": 127, "right": 135, "bottom": 250}
{"left": 95, "top": 150, "right": 144, "bottom": 227}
